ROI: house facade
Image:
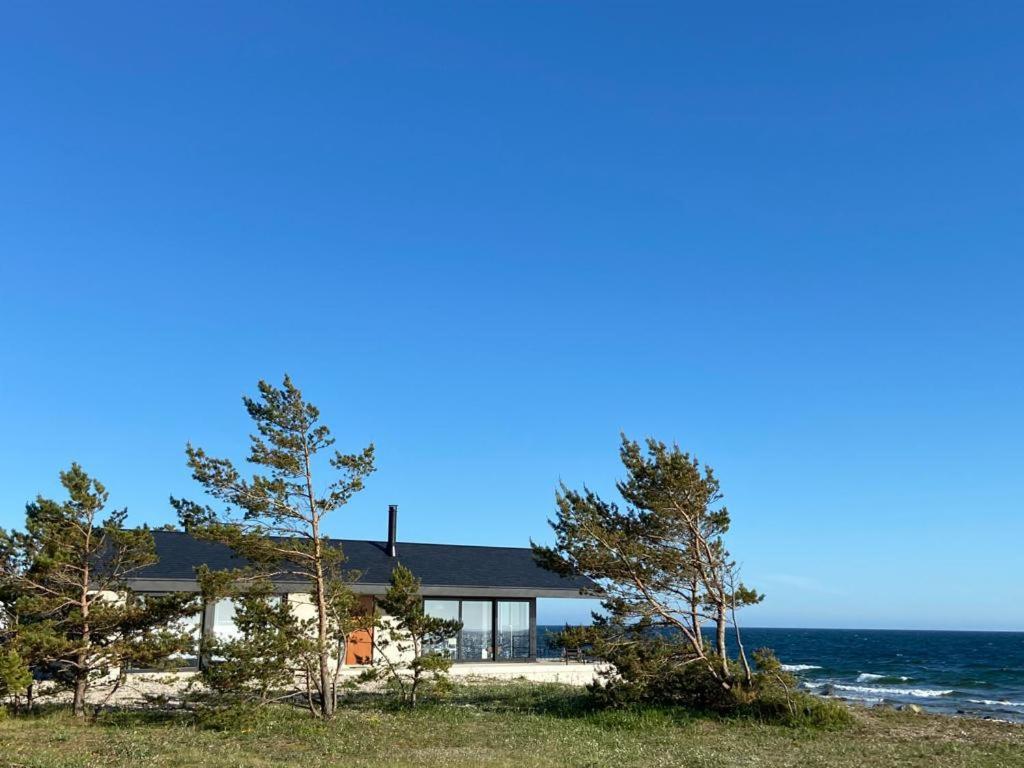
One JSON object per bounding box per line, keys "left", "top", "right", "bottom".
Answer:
{"left": 129, "top": 506, "right": 593, "bottom": 668}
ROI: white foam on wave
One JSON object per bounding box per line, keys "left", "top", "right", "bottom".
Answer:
{"left": 968, "top": 699, "right": 1024, "bottom": 708}
{"left": 781, "top": 664, "right": 822, "bottom": 672}
{"left": 804, "top": 683, "right": 879, "bottom": 704}
{"left": 833, "top": 684, "right": 952, "bottom": 699}
{"left": 855, "top": 673, "right": 911, "bottom": 683}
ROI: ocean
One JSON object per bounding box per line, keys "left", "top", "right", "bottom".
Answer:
{"left": 536, "top": 626, "right": 1024, "bottom": 722}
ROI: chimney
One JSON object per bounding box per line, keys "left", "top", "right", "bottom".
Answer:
{"left": 386, "top": 504, "right": 398, "bottom": 557}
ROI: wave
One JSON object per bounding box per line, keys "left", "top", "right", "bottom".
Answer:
{"left": 832, "top": 684, "right": 952, "bottom": 698}
{"left": 968, "top": 699, "right": 1024, "bottom": 708}
{"left": 781, "top": 664, "right": 821, "bottom": 672}
{"left": 856, "top": 673, "right": 911, "bottom": 683}
{"left": 800, "top": 682, "right": 880, "bottom": 704}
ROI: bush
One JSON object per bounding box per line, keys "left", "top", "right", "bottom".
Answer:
{"left": 587, "top": 635, "right": 744, "bottom": 711}
{"left": 192, "top": 579, "right": 311, "bottom": 712}
{"left": 588, "top": 642, "right": 851, "bottom": 728}
{"left": 743, "top": 689, "right": 852, "bottom": 728}
{"left": 0, "top": 650, "right": 32, "bottom": 710}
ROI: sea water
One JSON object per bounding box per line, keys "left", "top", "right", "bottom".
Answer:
{"left": 537, "top": 626, "right": 1024, "bottom": 722}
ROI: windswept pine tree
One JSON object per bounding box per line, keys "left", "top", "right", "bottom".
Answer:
{"left": 173, "top": 375, "right": 375, "bottom": 719}
{"left": 533, "top": 435, "right": 763, "bottom": 702}
{"left": 367, "top": 564, "right": 462, "bottom": 708}
{"left": 0, "top": 465, "right": 198, "bottom": 717}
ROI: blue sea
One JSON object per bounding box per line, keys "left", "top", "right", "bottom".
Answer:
{"left": 537, "top": 626, "right": 1024, "bottom": 722}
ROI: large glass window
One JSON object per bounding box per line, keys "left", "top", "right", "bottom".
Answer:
{"left": 131, "top": 593, "right": 202, "bottom": 669}
{"left": 423, "top": 599, "right": 459, "bottom": 659}
{"left": 212, "top": 595, "right": 287, "bottom": 641}
{"left": 497, "top": 601, "right": 531, "bottom": 660}
{"left": 459, "top": 601, "right": 493, "bottom": 661}
{"left": 172, "top": 608, "right": 202, "bottom": 666}
{"left": 212, "top": 598, "right": 242, "bottom": 640}
{"left": 422, "top": 598, "right": 533, "bottom": 662}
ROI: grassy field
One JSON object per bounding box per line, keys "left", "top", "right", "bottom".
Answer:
{"left": 2, "top": 683, "right": 1023, "bottom": 768}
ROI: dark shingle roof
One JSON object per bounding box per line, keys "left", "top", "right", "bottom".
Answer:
{"left": 135, "top": 530, "right": 592, "bottom": 595}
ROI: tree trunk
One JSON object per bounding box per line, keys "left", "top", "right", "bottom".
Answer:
{"left": 72, "top": 663, "right": 88, "bottom": 717}
{"left": 731, "top": 599, "right": 753, "bottom": 687}
{"left": 330, "top": 636, "right": 345, "bottom": 710}
{"left": 715, "top": 603, "right": 729, "bottom": 679}
{"left": 74, "top": 561, "right": 91, "bottom": 718}
{"left": 304, "top": 437, "right": 334, "bottom": 720}
{"left": 689, "top": 574, "right": 701, "bottom": 647}
{"left": 311, "top": 528, "right": 333, "bottom": 719}
{"left": 314, "top": 572, "right": 333, "bottom": 718}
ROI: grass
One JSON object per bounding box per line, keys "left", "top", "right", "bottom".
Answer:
{"left": 1, "top": 683, "right": 1023, "bottom": 767}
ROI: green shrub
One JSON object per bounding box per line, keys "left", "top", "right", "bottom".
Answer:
{"left": 0, "top": 649, "right": 32, "bottom": 710}
{"left": 587, "top": 635, "right": 745, "bottom": 712}
{"left": 588, "top": 643, "right": 851, "bottom": 728}
{"left": 742, "top": 688, "right": 852, "bottom": 728}
{"left": 190, "top": 578, "right": 311, "bottom": 713}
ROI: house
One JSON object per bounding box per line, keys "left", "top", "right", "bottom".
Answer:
{"left": 129, "top": 506, "right": 594, "bottom": 668}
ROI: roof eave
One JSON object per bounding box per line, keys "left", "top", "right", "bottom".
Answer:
{"left": 125, "top": 577, "right": 594, "bottom": 599}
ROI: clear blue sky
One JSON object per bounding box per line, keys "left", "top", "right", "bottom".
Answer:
{"left": 2, "top": 3, "right": 1022, "bottom": 630}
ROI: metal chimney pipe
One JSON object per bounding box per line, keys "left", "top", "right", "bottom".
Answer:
{"left": 386, "top": 505, "right": 398, "bottom": 557}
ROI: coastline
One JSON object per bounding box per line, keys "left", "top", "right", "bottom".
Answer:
{"left": 827, "top": 692, "right": 1024, "bottom": 726}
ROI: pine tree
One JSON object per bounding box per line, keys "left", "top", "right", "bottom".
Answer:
{"left": 368, "top": 564, "right": 462, "bottom": 708}
{"left": 533, "top": 435, "right": 762, "bottom": 697}
{"left": 173, "top": 375, "right": 375, "bottom": 719}
{"left": 0, "top": 649, "right": 32, "bottom": 711}
{"left": 1, "top": 465, "right": 199, "bottom": 716}
{"left": 195, "top": 575, "right": 312, "bottom": 708}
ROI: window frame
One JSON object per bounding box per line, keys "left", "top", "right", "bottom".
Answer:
{"left": 420, "top": 596, "right": 537, "bottom": 663}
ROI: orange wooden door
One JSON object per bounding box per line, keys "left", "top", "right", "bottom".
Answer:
{"left": 345, "top": 596, "right": 375, "bottom": 665}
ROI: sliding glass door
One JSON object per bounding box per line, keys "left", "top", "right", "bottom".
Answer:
{"left": 458, "top": 601, "right": 493, "bottom": 661}
{"left": 422, "top": 598, "right": 533, "bottom": 661}
{"left": 423, "top": 599, "right": 460, "bottom": 659}
{"left": 497, "top": 601, "right": 531, "bottom": 660}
